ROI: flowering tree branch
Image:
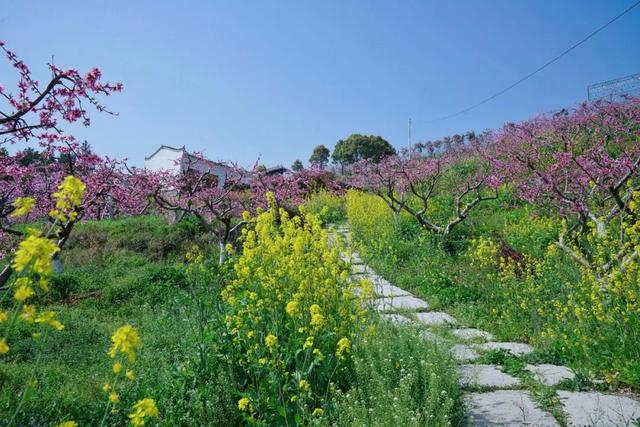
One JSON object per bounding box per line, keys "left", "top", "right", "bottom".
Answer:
{"left": 353, "top": 140, "right": 499, "bottom": 236}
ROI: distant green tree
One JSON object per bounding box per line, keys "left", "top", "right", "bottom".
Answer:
{"left": 0, "top": 147, "right": 8, "bottom": 157}
{"left": 17, "top": 147, "right": 44, "bottom": 166}
{"left": 256, "top": 164, "right": 267, "bottom": 173}
{"left": 291, "top": 159, "right": 304, "bottom": 171}
{"left": 309, "top": 145, "right": 330, "bottom": 169}
{"left": 332, "top": 134, "right": 396, "bottom": 172}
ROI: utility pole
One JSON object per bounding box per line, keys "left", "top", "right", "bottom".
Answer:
{"left": 407, "top": 118, "right": 412, "bottom": 149}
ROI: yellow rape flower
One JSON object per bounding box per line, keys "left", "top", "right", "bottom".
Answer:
{"left": 37, "top": 277, "right": 50, "bottom": 292}
{"left": 35, "top": 311, "right": 64, "bottom": 331}
{"left": 20, "top": 305, "right": 36, "bottom": 323}
{"left": 11, "top": 197, "right": 35, "bottom": 217}
{"left": 313, "top": 348, "right": 324, "bottom": 360}
{"left": 12, "top": 235, "right": 59, "bottom": 275}
{"left": 265, "top": 333, "right": 278, "bottom": 351}
{"left": 108, "top": 325, "right": 142, "bottom": 363}
{"left": 0, "top": 310, "right": 8, "bottom": 323}
{"left": 53, "top": 175, "right": 85, "bottom": 210}
{"left": 303, "top": 336, "right": 314, "bottom": 350}
{"left": 0, "top": 338, "right": 9, "bottom": 354}
{"left": 265, "top": 191, "right": 276, "bottom": 208}
{"left": 225, "top": 243, "right": 235, "bottom": 255}
{"left": 56, "top": 422, "right": 78, "bottom": 427}
{"left": 311, "top": 313, "right": 324, "bottom": 329}
{"left": 109, "top": 392, "right": 120, "bottom": 404}
{"left": 285, "top": 300, "right": 299, "bottom": 317}
{"left": 102, "top": 383, "right": 111, "bottom": 392}
{"left": 309, "top": 304, "right": 325, "bottom": 328}
{"left": 299, "top": 379, "right": 310, "bottom": 392}
{"left": 309, "top": 304, "right": 321, "bottom": 316}
{"left": 336, "top": 337, "right": 351, "bottom": 359}
{"left": 128, "top": 398, "right": 159, "bottom": 426}
{"left": 113, "top": 362, "right": 123, "bottom": 374}
{"left": 237, "top": 397, "right": 252, "bottom": 412}
{"left": 126, "top": 370, "right": 136, "bottom": 380}
{"left": 312, "top": 408, "right": 324, "bottom": 417}
{"left": 14, "top": 279, "right": 35, "bottom": 302}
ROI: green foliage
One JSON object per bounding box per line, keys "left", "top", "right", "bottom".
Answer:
{"left": 309, "top": 145, "right": 330, "bottom": 169}
{"left": 0, "top": 216, "right": 237, "bottom": 426}
{"left": 482, "top": 349, "right": 526, "bottom": 377}
{"left": 291, "top": 159, "right": 304, "bottom": 171}
{"left": 328, "top": 321, "right": 462, "bottom": 427}
{"left": 332, "top": 134, "right": 395, "bottom": 169}
{"left": 62, "top": 215, "right": 208, "bottom": 266}
{"left": 304, "top": 190, "right": 346, "bottom": 224}
{"left": 347, "top": 188, "right": 640, "bottom": 390}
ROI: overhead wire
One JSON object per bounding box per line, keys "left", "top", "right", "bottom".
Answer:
{"left": 421, "top": 0, "right": 640, "bottom": 124}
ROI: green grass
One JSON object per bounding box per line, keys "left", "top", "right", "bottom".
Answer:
{"left": 329, "top": 320, "right": 463, "bottom": 427}
{"left": 0, "top": 216, "right": 240, "bottom": 426}
{"left": 304, "top": 190, "right": 347, "bottom": 225}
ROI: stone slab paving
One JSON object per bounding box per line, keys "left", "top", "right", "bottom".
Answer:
{"left": 557, "top": 391, "right": 640, "bottom": 426}
{"left": 374, "top": 295, "right": 429, "bottom": 312}
{"left": 340, "top": 254, "right": 363, "bottom": 265}
{"left": 451, "top": 344, "right": 480, "bottom": 362}
{"left": 379, "top": 313, "right": 412, "bottom": 325}
{"left": 525, "top": 364, "right": 575, "bottom": 387}
{"left": 356, "top": 274, "right": 412, "bottom": 296}
{"left": 351, "top": 264, "right": 372, "bottom": 274}
{"left": 465, "top": 391, "right": 560, "bottom": 426}
{"left": 459, "top": 364, "right": 521, "bottom": 388}
{"left": 475, "top": 342, "right": 534, "bottom": 357}
{"left": 374, "top": 282, "right": 412, "bottom": 298}
{"left": 414, "top": 311, "right": 457, "bottom": 326}
{"left": 451, "top": 328, "right": 494, "bottom": 341}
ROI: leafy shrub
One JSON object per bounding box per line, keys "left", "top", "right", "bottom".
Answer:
{"left": 63, "top": 215, "right": 208, "bottom": 267}
{"left": 47, "top": 273, "right": 81, "bottom": 301}
{"left": 304, "top": 190, "right": 346, "bottom": 224}
{"left": 147, "top": 264, "right": 188, "bottom": 289}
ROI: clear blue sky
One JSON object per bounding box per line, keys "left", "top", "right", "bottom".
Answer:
{"left": 3, "top": 1, "right": 639, "bottom": 167}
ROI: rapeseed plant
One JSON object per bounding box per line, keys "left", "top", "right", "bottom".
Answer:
{"left": 1, "top": 175, "right": 85, "bottom": 423}
{"left": 215, "top": 193, "right": 372, "bottom": 424}
{"left": 100, "top": 325, "right": 159, "bottom": 426}
{"left": 128, "top": 398, "right": 160, "bottom": 426}
{"left": 10, "top": 197, "right": 35, "bottom": 218}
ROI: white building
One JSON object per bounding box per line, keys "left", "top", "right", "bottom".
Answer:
{"left": 144, "top": 145, "right": 233, "bottom": 188}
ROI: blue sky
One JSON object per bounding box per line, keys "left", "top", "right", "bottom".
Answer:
{"left": 2, "top": 1, "right": 639, "bottom": 167}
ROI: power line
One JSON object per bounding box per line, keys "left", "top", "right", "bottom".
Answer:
{"left": 422, "top": 0, "right": 640, "bottom": 124}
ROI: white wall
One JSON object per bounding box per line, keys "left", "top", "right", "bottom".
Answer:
{"left": 144, "top": 148, "right": 183, "bottom": 173}
{"left": 210, "top": 164, "right": 230, "bottom": 188}
{"left": 145, "top": 147, "right": 233, "bottom": 188}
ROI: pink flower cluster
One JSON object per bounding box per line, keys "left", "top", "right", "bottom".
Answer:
{"left": 0, "top": 40, "right": 122, "bottom": 144}
{"left": 490, "top": 98, "right": 640, "bottom": 220}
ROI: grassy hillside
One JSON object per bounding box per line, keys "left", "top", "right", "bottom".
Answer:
{"left": 1, "top": 214, "right": 462, "bottom": 426}
{"left": 0, "top": 216, "right": 241, "bottom": 426}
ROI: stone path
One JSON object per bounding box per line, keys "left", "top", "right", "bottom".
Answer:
{"left": 332, "top": 224, "right": 640, "bottom": 427}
